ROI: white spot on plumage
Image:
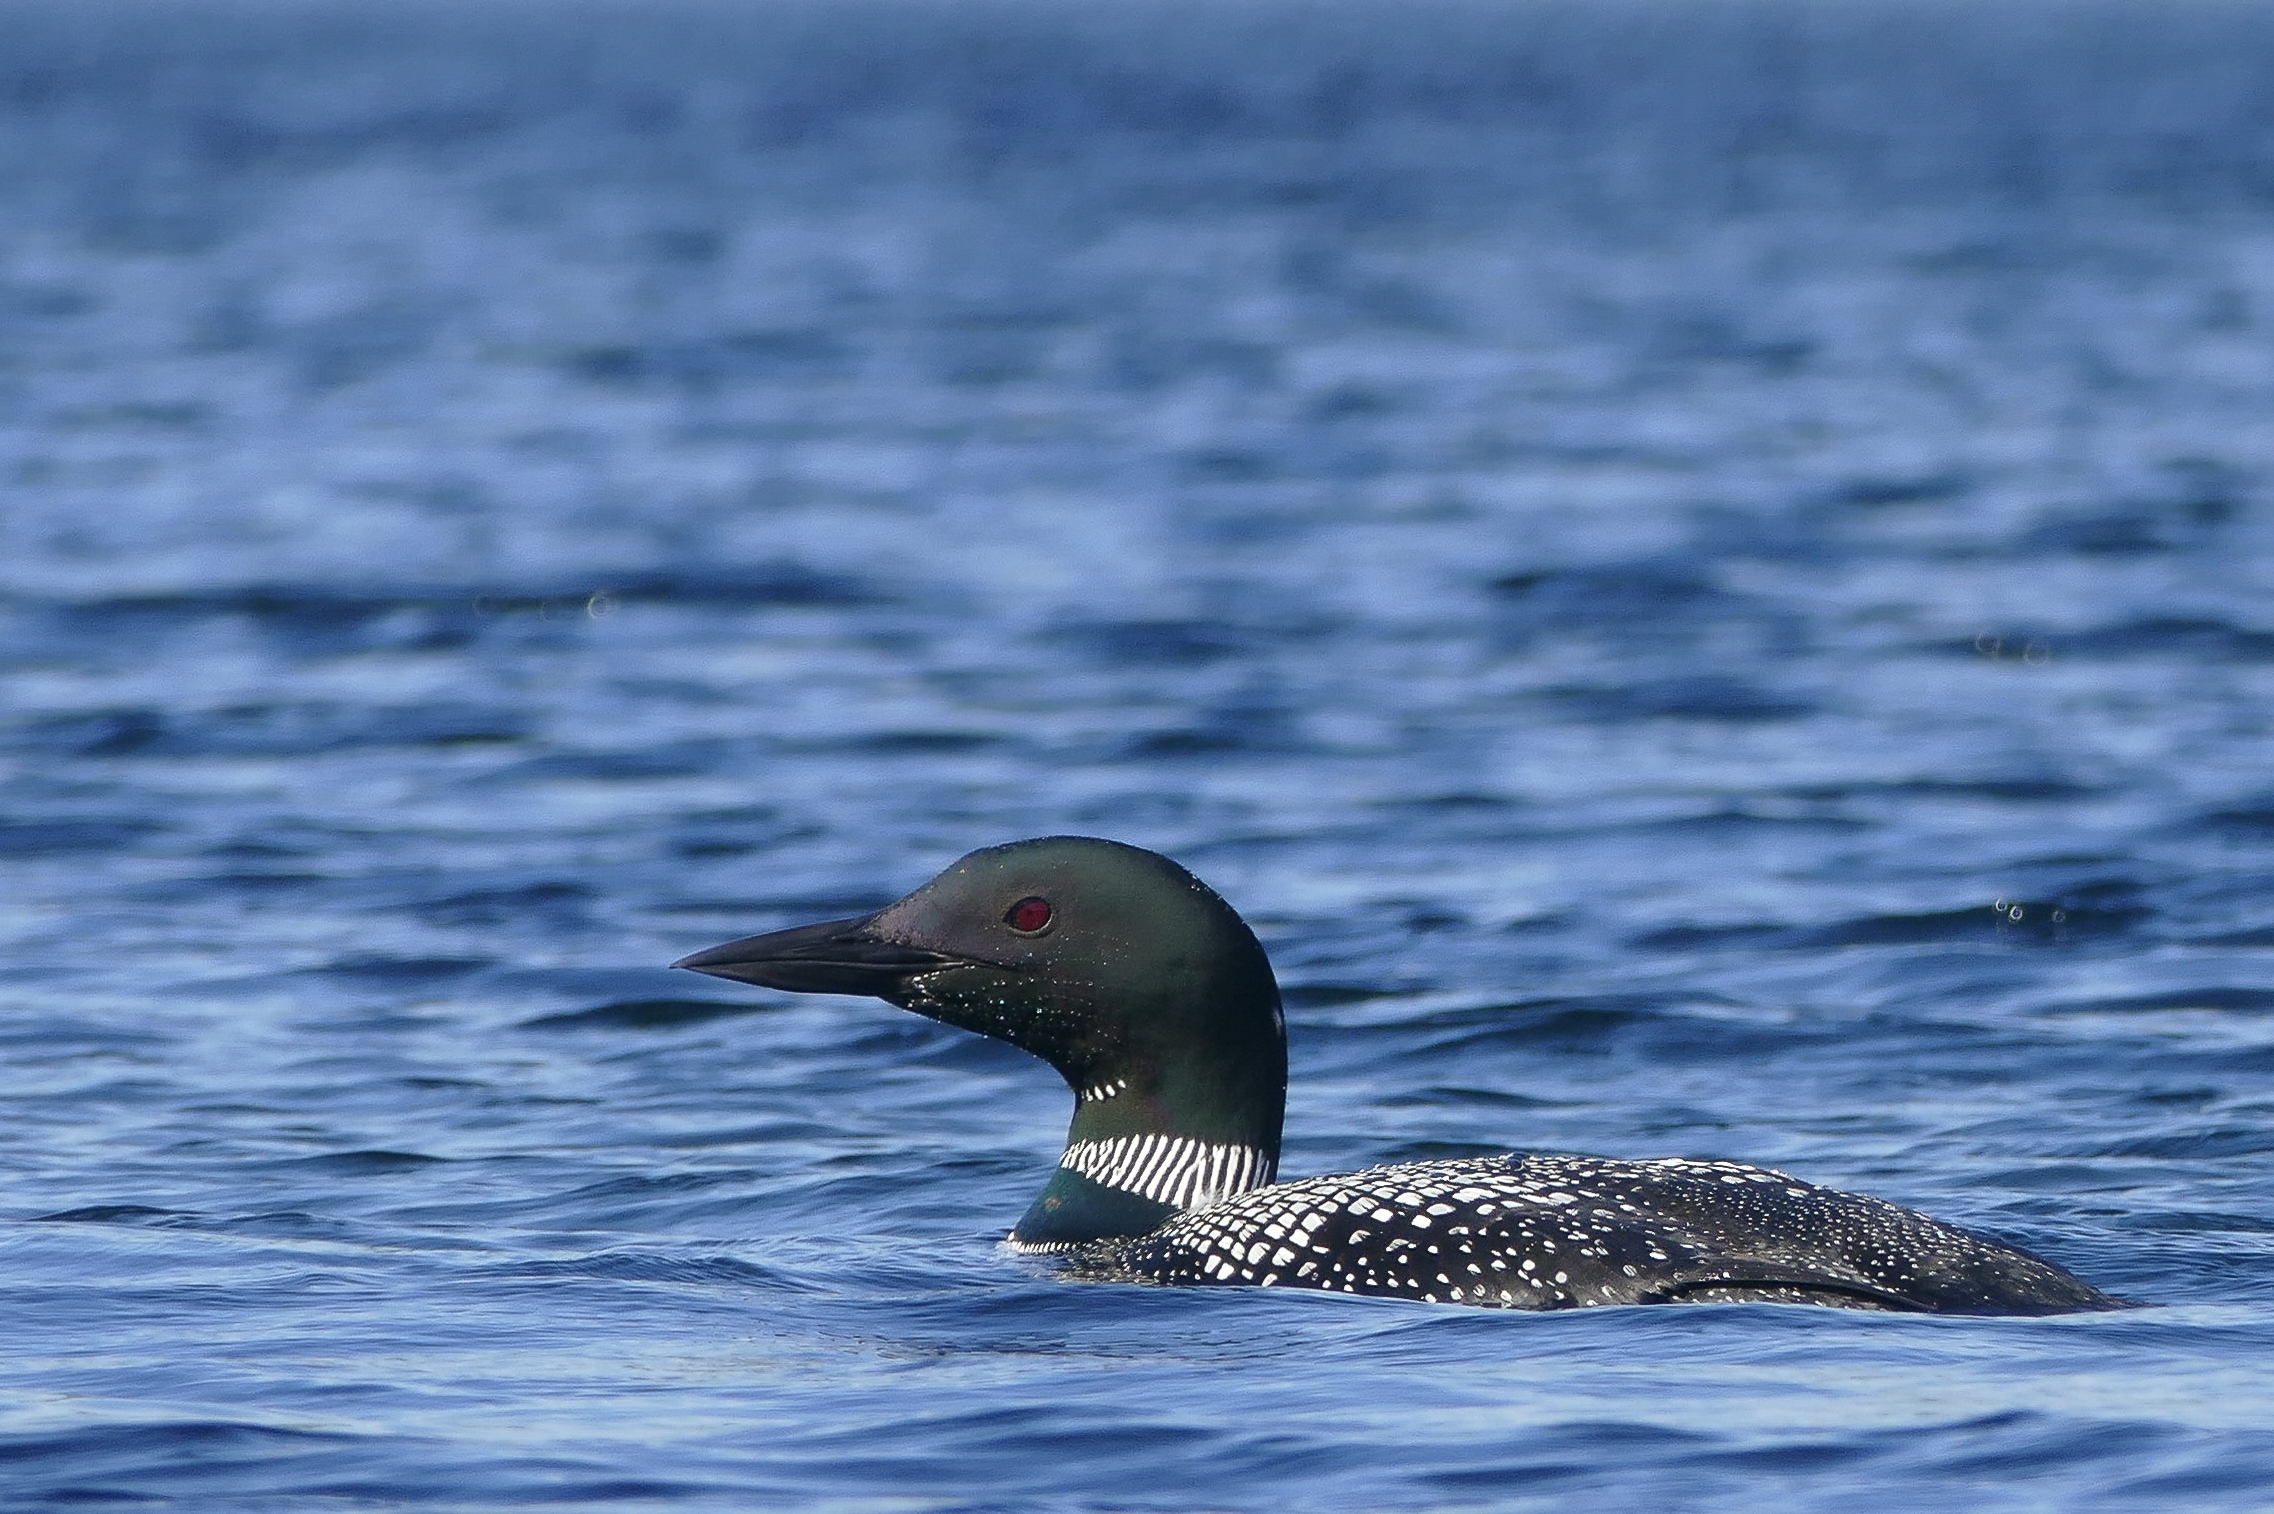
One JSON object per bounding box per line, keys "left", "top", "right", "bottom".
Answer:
{"left": 1076, "top": 1149, "right": 2106, "bottom": 1315}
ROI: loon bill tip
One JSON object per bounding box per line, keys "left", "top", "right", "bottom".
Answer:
{"left": 671, "top": 913, "right": 967, "bottom": 994}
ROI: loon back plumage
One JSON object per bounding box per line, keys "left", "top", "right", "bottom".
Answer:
{"left": 676, "top": 836, "right": 2124, "bottom": 1315}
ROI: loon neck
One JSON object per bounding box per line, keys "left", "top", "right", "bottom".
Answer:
{"left": 1009, "top": 1069, "right": 1283, "bottom": 1250}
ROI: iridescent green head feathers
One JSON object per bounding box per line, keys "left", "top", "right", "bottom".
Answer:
{"left": 676, "top": 837, "right": 1287, "bottom": 1246}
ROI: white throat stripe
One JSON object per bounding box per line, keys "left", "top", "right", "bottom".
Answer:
{"left": 1061, "top": 1134, "right": 1274, "bottom": 1210}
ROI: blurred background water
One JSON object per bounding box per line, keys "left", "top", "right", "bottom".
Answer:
{"left": 4, "top": 0, "right": 2274, "bottom": 1507}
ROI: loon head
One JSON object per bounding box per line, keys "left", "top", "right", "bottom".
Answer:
{"left": 674, "top": 836, "right": 1287, "bottom": 1248}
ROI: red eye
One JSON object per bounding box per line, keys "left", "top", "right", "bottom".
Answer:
{"left": 1005, "top": 896, "right": 1053, "bottom": 934}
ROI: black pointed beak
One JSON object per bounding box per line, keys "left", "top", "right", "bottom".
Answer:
{"left": 671, "top": 914, "right": 966, "bottom": 998}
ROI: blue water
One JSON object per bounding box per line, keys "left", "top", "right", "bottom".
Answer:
{"left": 4, "top": 0, "right": 2274, "bottom": 1506}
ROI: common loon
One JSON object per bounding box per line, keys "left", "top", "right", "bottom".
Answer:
{"left": 675, "top": 836, "right": 2121, "bottom": 1314}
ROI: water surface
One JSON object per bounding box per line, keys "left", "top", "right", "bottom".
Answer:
{"left": 4, "top": 2, "right": 2274, "bottom": 1508}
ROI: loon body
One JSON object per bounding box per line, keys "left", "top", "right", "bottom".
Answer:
{"left": 676, "top": 837, "right": 2120, "bottom": 1315}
